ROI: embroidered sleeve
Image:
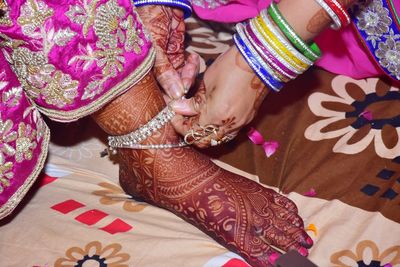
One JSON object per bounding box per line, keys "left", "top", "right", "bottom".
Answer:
{"left": 0, "top": 49, "right": 50, "bottom": 219}
{"left": 0, "top": 0, "right": 155, "bottom": 122}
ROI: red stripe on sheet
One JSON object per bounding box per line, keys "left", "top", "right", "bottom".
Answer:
{"left": 100, "top": 218, "right": 133, "bottom": 234}
{"left": 51, "top": 199, "right": 85, "bottom": 214}
{"left": 222, "top": 258, "right": 249, "bottom": 267}
{"left": 39, "top": 173, "right": 57, "bottom": 187}
{"left": 75, "top": 209, "right": 108, "bottom": 225}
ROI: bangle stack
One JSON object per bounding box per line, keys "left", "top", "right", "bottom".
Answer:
{"left": 133, "top": 0, "right": 192, "bottom": 19}
{"left": 313, "top": 0, "right": 351, "bottom": 30}
{"left": 233, "top": 3, "right": 322, "bottom": 92}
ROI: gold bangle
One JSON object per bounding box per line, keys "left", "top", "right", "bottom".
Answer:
{"left": 255, "top": 15, "right": 309, "bottom": 71}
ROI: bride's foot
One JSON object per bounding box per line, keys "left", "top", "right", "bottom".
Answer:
{"left": 93, "top": 74, "right": 311, "bottom": 267}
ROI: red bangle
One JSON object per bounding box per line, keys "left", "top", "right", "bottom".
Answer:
{"left": 324, "top": 0, "right": 351, "bottom": 28}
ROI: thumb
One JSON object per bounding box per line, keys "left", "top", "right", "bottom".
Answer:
{"left": 170, "top": 98, "right": 200, "bottom": 116}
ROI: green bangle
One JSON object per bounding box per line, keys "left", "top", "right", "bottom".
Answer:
{"left": 268, "top": 3, "right": 321, "bottom": 61}
{"left": 388, "top": 0, "right": 400, "bottom": 25}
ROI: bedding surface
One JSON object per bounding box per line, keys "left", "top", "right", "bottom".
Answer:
{"left": 0, "top": 17, "right": 399, "bottom": 267}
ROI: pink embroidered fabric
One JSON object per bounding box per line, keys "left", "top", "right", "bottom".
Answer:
{"left": 192, "top": 0, "right": 399, "bottom": 83}
{"left": 0, "top": 0, "right": 154, "bottom": 219}
{"left": 0, "top": 51, "right": 50, "bottom": 219}
{"left": 1, "top": 0, "right": 154, "bottom": 122}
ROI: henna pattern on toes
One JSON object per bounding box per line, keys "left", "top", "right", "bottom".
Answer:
{"left": 93, "top": 73, "right": 311, "bottom": 267}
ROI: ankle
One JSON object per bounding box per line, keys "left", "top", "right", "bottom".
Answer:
{"left": 92, "top": 73, "right": 165, "bottom": 136}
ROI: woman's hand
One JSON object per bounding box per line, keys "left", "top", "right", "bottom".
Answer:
{"left": 171, "top": 46, "right": 270, "bottom": 148}
{"left": 136, "top": 6, "right": 199, "bottom": 99}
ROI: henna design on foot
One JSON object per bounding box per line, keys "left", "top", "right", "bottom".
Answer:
{"left": 92, "top": 73, "right": 311, "bottom": 267}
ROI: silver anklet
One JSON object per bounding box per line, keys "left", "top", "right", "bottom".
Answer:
{"left": 105, "top": 106, "right": 187, "bottom": 155}
{"left": 119, "top": 141, "right": 188, "bottom": 150}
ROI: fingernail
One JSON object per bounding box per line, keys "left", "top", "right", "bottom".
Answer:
{"left": 268, "top": 252, "right": 280, "bottom": 265}
{"left": 170, "top": 100, "right": 193, "bottom": 114}
{"left": 306, "top": 237, "right": 314, "bottom": 246}
{"left": 183, "top": 85, "right": 190, "bottom": 94}
{"left": 171, "top": 84, "right": 184, "bottom": 99}
{"left": 298, "top": 247, "right": 308, "bottom": 257}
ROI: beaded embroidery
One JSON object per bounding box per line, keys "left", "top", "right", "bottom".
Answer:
{"left": 67, "top": 0, "right": 146, "bottom": 100}
{"left": 0, "top": 70, "right": 46, "bottom": 195}
{"left": 352, "top": 0, "right": 400, "bottom": 80}
{"left": 0, "top": 0, "right": 12, "bottom": 26}
{"left": 1, "top": 0, "right": 148, "bottom": 107}
{"left": 190, "top": 0, "right": 228, "bottom": 10}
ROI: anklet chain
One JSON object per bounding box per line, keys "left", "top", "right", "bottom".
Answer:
{"left": 106, "top": 106, "right": 188, "bottom": 153}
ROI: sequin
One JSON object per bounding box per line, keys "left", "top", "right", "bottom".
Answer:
{"left": 66, "top": 0, "right": 99, "bottom": 37}
{"left": 353, "top": 0, "right": 400, "bottom": 80}
{"left": 15, "top": 122, "right": 37, "bottom": 163}
{"left": 17, "top": 0, "right": 54, "bottom": 38}
{"left": 0, "top": 153, "right": 13, "bottom": 194}
{"left": 122, "top": 15, "right": 144, "bottom": 54}
{"left": 0, "top": 0, "right": 12, "bottom": 26}
{"left": 0, "top": 116, "right": 17, "bottom": 158}
{"left": 356, "top": 0, "right": 392, "bottom": 36}
{"left": 191, "top": 0, "right": 228, "bottom": 9}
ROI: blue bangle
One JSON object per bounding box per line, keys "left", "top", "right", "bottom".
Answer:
{"left": 233, "top": 28, "right": 284, "bottom": 92}
{"left": 134, "top": 0, "right": 192, "bottom": 19}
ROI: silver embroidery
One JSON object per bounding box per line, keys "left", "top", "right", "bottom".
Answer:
{"left": 0, "top": 115, "right": 16, "bottom": 193}
{"left": 15, "top": 122, "right": 37, "bottom": 163}
{"left": 0, "top": 0, "right": 12, "bottom": 27}
{"left": 17, "top": 0, "right": 54, "bottom": 38}
{"left": 191, "top": 0, "right": 228, "bottom": 10}
{"left": 375, "top": 31, "right": 400, "bottom": 79}
{"left": 0, "top": 152, "right": 13, "bottom": 194}
{"left": 94, "top": 0, "right": 126, "bottom": 48}
{"left": 53, "top": 27, "right": 77, "bottom": 46}
{"left": 67, "top": 0, "right": 146, "bottom": 100}
{"left": 0, "top": 116, "right": 17, "bottom": 158}
{"left": 66, "top": 0, "right": 99, "bottom": 37}
{"left": 354, "top": 0, "right": 400, "bottom": 79}
{"left": 0, "top": 0, "right": 80, "bottom": 107}
{"left": 121, "top": 15, "right": 144, "bottom": 54}
{"left": 0, "top": 71, "right": 23, "bottom": 107}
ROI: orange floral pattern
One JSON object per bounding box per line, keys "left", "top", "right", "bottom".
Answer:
{"left": 92, "top": 182, "right": 147, "bottom": 212}
{"left": 55, "top": 241, "right": 130, "bottom": 267}
{"left": 331, "top": 240, "right": 400, "bottom": 267}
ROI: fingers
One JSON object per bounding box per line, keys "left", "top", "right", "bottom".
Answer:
{"left": 154, "top": 47, "right": 185, "bottom": 99}
{"left": 179, "top": 53, "right": 201, "bottom": 91}
{"left": 170, "top": 97, "right": 201, "bottom": 116}
{"left": 166, "top": 7, "right": 186, "bottom": 70}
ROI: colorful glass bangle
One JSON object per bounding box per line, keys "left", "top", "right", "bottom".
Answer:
{"left": 268, "top": 3, "right": 321, "bottom": 61}
{"left": 133, "top": 0, "right": 192, "bottom": 18}
{"left": 255, "top": 16, "right": 310, "bottom": 71}
{"left": 313, "top": 0, "right": 342, "bottom": 30}
{"left": 260, "top": 10, "right": 314, "bottom": 66}
{"left": 254, "top": 16, "right": 307, "bottom": 73}
{"left": 233, "top": 31, "right": 283, "bottom": 92}
{"left": 250, "top": 18, "right": 303, "bottom": 75}
{"left": 236, "top": 23, "right": 285, "bottom": 85}
{"left": 324, "top": 0, "right": 351, "bottom": 28}
{"left": 245, "top": 21, "right": 297, "bottom": 80}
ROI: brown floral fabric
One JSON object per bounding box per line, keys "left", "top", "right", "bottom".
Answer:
{"left": 208, "top": 69, "right": 400, "bottom": 223}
